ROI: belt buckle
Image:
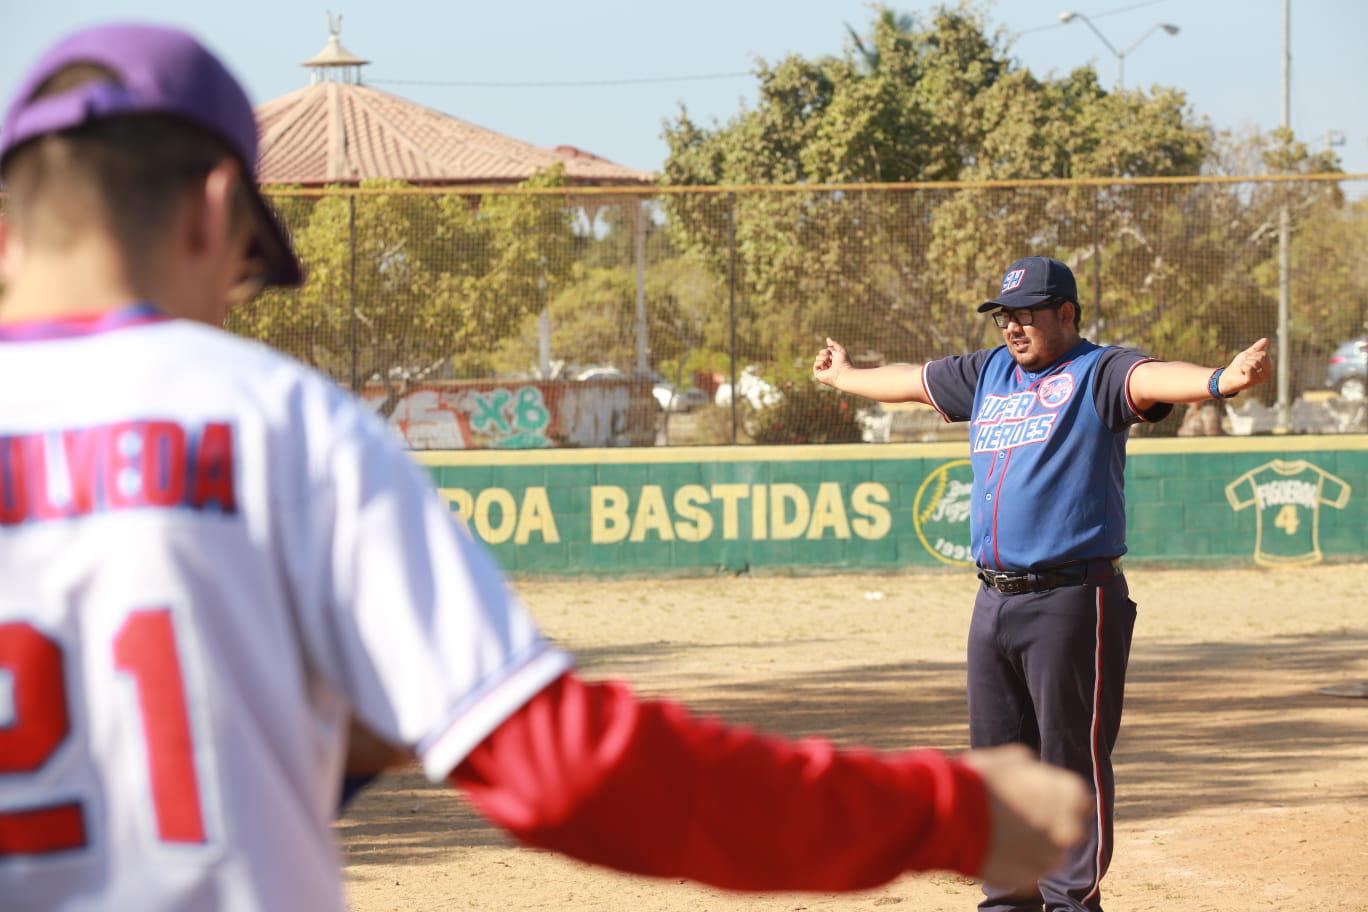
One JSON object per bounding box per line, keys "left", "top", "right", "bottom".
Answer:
{"left": 999, "top": 576, "right": 1029, "bottom": 595}
{"left": 979, "top": 570, "right": 1026, "bottom": 595}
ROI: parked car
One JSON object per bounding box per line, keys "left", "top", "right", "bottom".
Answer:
{"left": 1327, "top": 336, "right": 1367, "bottom": 401}
{"left": 653, "top": 384, "right": 710, "bottom": 412}
{"left": 574, "top": 365, "right": 626, "bottom": 382}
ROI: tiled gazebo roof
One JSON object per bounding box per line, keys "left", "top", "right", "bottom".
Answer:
{"left": 255, "top": 81, "right": 652, "bottom": 187}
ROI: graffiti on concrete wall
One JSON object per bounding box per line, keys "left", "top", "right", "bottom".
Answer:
{"left": 464, "top": 387, "right": 552, "bottom": 448}
{"left": 365, "top": 380, "right": 654, "bottom": 449}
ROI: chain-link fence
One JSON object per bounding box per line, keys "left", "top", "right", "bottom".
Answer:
{"left": 233, "top": 175, "right": 1366, "bottom": 447}
{"left": 10, "top": 176, "right": 1365, "bottom": 445}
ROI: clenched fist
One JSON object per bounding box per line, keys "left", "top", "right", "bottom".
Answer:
{"left": 813, "top": 337, "right": 850, "bottom": 387}
{"left": 961, "top": 744, "right": 1092, "bottom": 891}
{"left": 1219, "top": 338, "right": 1273, "bottom": 396}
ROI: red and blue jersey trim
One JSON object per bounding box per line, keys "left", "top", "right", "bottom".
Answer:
{"left": 0, "top": 303, "right": 167, "bottom": 342}
{"left": 920, "top": 363, "right": 953, "bottom": 424}
{"left": 1122, "top": 357, "right": 1161, "bottom": 422}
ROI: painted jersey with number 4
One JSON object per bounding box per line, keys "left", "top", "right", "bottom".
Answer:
{"left": 1225, "top": 460, "right": 1352, "bottom": 567}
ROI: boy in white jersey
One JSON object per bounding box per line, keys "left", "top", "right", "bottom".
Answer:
{"left": 0, "top": 23, "right": 1089, "bottom": 911}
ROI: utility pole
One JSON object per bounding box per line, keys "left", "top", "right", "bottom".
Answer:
{"left": 1276, "top": 0, "right": 1291, "bottom": 432}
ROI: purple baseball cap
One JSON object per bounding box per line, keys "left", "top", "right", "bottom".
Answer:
{"left": 0, "top": 23, "right": 302, "bottom": 287}
{"left": 978, "top": 256, "right": 1078, "bottom": 313}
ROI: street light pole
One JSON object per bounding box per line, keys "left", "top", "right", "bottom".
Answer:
{"left": 1059, "top": 11, "right": 1180, "bottom": 90}
{"left": 1059, "top": 11, "right": 1119, "bottom": 84}
{"left": 1118, "top": 23, "right": 1180, "bottom": 90}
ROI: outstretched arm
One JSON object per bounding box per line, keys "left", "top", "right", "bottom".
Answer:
{"left": 813, "top": 337, "right": 932, "bottom": 404}
{"left": 451, "top": 673, "right": 1089, "bottom": 893}
{"left": 1129, "top": 338, "right": 1272, "bottom": 411}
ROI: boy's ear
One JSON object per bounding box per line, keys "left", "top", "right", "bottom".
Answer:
{"left": 182, "top": 158, "right": 242, "bottom": 258}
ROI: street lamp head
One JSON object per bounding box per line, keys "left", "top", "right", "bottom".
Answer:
{"left": 1161, "top": 23, "right": 1180, "bottom": 35}
{"left": 1060, "top": 11, "right": 1078, "bottom": 24}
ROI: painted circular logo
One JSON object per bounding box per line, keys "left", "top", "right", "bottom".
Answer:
{"left": 912, "top": 459, "right": 975, "bottom": 567}
{"left": 1036, "top": 373, "right": 1075, "bottom": 409}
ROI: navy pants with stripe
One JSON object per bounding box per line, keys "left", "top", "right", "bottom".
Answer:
{"left": 967, "top": 565, "right": 1136, "bottom": 912}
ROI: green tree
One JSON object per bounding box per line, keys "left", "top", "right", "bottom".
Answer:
{"left": 1098, "top": 128, "right": 1347, "bottom": 403}
{"left": 491, "top": 253, "right": 729, "bottom": 381}
{"left": 229, "top": 169, "right": 575, "bottom": 416}
{"left": 661, "top": 4, "right": 1209, "bottom": 372}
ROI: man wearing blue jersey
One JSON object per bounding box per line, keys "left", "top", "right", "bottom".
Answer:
{"left": 814, "top": 256, "right": 1271, "bottom": 912}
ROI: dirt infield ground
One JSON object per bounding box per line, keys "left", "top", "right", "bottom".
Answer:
{"left": 339, "top": 565, "right": 1368, "bottom": 912}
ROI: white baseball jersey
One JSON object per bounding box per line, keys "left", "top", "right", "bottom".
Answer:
{"left": 0, "top": 304, "right": 572, "bottom": 911}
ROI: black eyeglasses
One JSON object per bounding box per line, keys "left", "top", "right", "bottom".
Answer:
{"left": 991, "top": 300, "right": 1065, "bottom": 329}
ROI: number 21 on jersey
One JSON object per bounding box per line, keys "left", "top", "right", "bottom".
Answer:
{"left": 0, "top": 607, "right": 212, "bottom": 857}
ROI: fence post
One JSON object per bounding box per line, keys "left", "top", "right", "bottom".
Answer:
{"left": 348, "top": 193, "right": 359, "bottom": 393}
{"left": 1091, "top": 186, "right": 1102, "bottom": 342}
{"left": 634, "top": 198, "right": 649, "bottom": 377}
{"left": 1276, "top": 0, "right": 1291, "bottom": 433}
{"left": 1276, "top": 201, "right": 1291, "bottom": 432}
{"left": 727, "top": 191, "right": 738, "bottom": 445}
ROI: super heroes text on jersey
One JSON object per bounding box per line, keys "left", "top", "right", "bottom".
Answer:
{"left": 971, "top": 373, "right": 1075, "bottom": 453}
{"left": 0, "top": 419, "right": 237, "bottom": 526}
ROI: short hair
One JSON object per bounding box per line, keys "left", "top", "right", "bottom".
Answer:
{"left": 1049, "top": 297, "right": 1083, "bottom": 332}
{"left": 1, "top": 62, "right": 245, "bottom": 259}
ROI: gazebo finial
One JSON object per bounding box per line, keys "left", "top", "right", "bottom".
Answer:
{"left": 302, "top": 10, "right": 370, "bottom": 85}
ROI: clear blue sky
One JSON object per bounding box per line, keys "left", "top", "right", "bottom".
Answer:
{"left": 3, "top": 0, "right": 1365, "bottom": 181}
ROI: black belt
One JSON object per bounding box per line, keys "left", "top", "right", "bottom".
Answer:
{"left": 977, "top": 559, "right": 1122, "bottom": 595}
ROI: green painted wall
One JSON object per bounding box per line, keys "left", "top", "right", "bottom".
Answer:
{"left": 420, "top": 439, "right": 1368, "bottom": 575}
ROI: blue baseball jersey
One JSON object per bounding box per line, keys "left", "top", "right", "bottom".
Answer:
{"left": 923, "top": 340, "right": 1171, "bottom": 570}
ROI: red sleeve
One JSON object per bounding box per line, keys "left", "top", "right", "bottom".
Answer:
{"left": 450, "top": 673, "right": 989, "bottom": 892}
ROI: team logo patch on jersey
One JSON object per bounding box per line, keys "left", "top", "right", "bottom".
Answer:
{"left": 1036, "top": 373, "right": 1075, "bottom": 408}
{"left": 1000, "top": 269, "right": 1026, "bottom": 293}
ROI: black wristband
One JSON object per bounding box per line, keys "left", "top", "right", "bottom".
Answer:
{"left": 1208, "top": 367, "right": 1237, "bottom": 400}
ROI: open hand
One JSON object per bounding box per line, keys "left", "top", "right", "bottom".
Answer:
{"left": 1221, "top": 338, "right": 1272, "bottom": 395}
{"left": 960, "top": 744, "right": 1092, "bottom": 891}
{"left": 812, "top": 337, "right": 850, "bottom": 387}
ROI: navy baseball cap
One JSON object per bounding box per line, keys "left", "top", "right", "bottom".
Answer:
{"left": 0, "top": 23, "right": 302, "bottom": 287}
{"left": 978, "top": 256, "right": 1077, "bottom": 313}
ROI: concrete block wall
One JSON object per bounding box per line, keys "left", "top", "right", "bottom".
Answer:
{"left": 416, "top": 437, "right": 1368, "bottom": 575}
